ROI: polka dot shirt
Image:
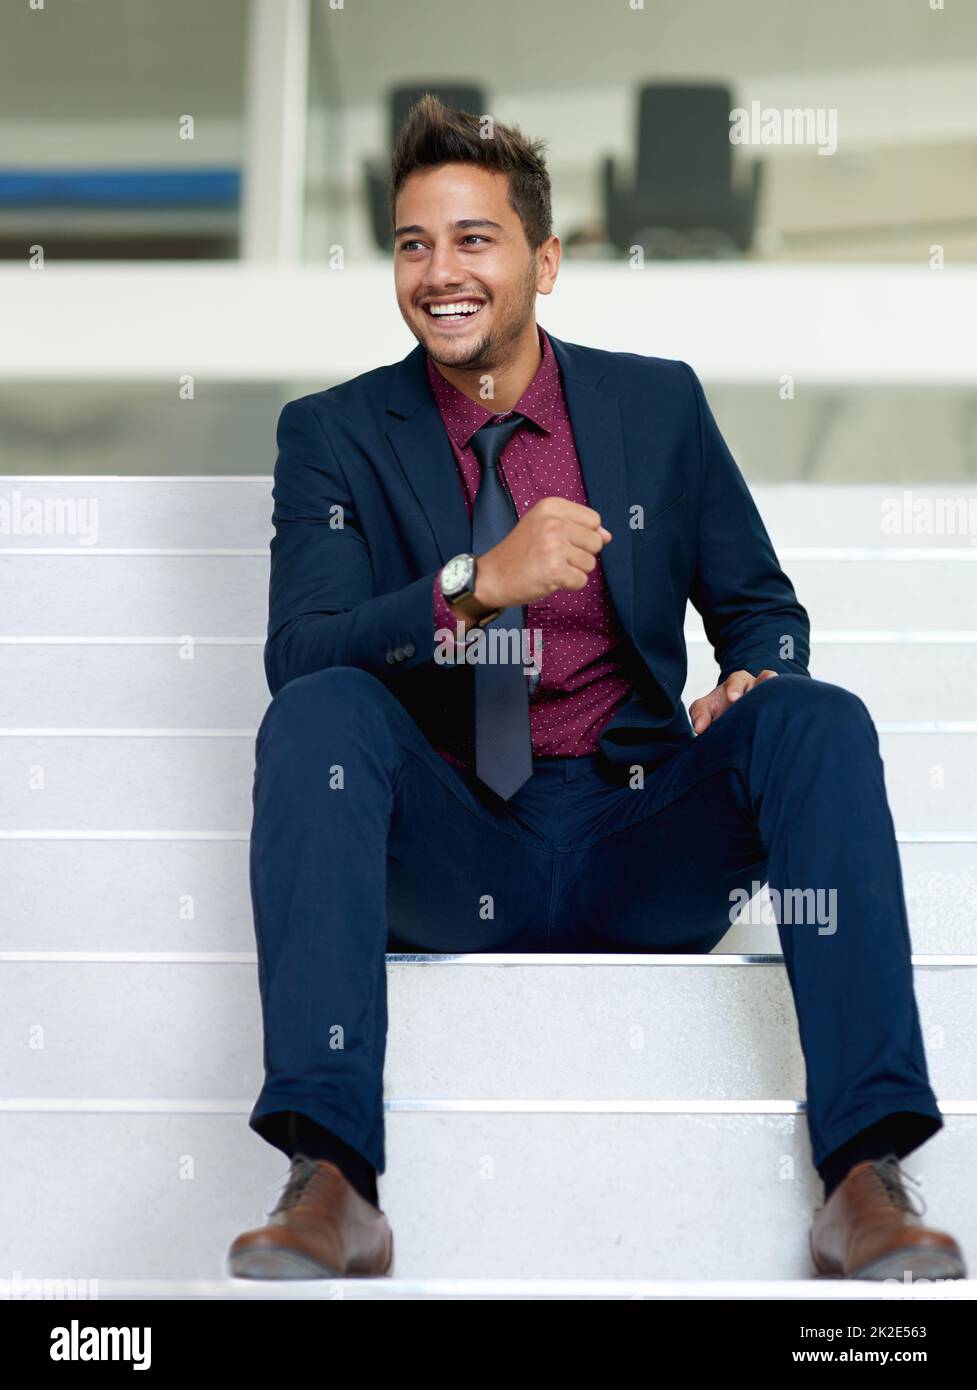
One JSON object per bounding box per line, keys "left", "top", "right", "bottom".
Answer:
{"left": 427, "top": 323, "right": 635, "bottom": 768}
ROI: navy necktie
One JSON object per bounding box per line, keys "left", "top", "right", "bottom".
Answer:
{"left": 469, "top": 413, "right": 533, "bottom": 801}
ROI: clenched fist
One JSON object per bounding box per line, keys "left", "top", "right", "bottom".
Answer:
{"left": 474, "top": 496, "right": 612, "bottom": 610}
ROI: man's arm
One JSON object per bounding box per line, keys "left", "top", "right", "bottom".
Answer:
{"left": 264, "top": 397, "right": 444, "bottom": 696}
{"left": 681, "top": 361, "right": 811, "bottom": 682}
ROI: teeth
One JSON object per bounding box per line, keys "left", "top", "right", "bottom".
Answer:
{"left": 427, "top": 301, "right": 482, "bottom": 316}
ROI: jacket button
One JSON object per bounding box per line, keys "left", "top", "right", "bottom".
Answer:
{"left": 403, "top": 642, "right": 415, "bottom": 658}
{"left": 393, "top": 646, "right": 405, "bottom": 661}
{"left": 385, "top": 650, "right": 396, "bottom": 664}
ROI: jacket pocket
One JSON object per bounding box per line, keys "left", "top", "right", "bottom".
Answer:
{"left": 643, "top": 490, "right": 686, "bottom": 531}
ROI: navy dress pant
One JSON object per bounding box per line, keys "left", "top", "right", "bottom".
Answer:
{"left": 247, "top": 666, "right": 943, "bottom": 1177}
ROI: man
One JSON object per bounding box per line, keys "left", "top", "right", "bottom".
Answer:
{"left": 227, "top": 96, "right": 965, "bottom": 1283}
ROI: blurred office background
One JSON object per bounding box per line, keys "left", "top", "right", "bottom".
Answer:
{"left": 0, "top": 0, "right": 975, "bottom": 479}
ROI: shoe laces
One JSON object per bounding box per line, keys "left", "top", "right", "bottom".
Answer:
{"left": 267, "top": 1153, "right": 324, "bottom": 1216}
{"left": 868, "top": 1154, "right": 927, "bottom": 1218}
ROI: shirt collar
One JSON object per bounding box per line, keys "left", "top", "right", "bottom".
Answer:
{"left": 425, "top": 322, "right": 560, "bottom": 451}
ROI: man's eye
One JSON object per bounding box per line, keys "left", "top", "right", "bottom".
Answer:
{"left": 398, "top": 235, "right": 487, "bottom": 252}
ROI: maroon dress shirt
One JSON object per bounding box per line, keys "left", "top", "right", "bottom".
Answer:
{"left": 427, "top": 323, "right": 636, "bottom": 771}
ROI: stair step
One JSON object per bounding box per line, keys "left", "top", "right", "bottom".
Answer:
{"left": 1, "top": 732, "right": 973, "bottom": 830}
{"left": 2, "top": 1111, "right": 973, "bottom": 1281}
{"left": 23, "top": 1276, "right": 973, "bottom": 1301}
{"left": 2, "top": 552, "right": 975, "bottom": 634}
{"left": 0, "top": 840, "right": 974, "bottom": 954}
{"left": 2, "top": 642, "right": 976, "bottom": 726}
{"left": 2, "top": 479, "right": 975, "bottom": 551}
{"left": 3, "top": 959, "right": 976, "bottom": 1100}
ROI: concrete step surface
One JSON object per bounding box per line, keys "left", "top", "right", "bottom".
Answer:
{"left": 0, "top": 731, "right": 973, "bottom": 830}
{"left": 2, "top": 641, "right": 977, "bottom": 725}
{"left": 3, "top": 958, "right": 976, "bottom": 1102}
{"left": 2, "top": 479, "right": 975, "bottom": 550}
{"left": 1, "top": 840, "right": 974, "bottom": 955}
{"left": 1, "top": 1111, "right": 974, "bottom": 1282}
{"left": 1, "top": 551, "right": 975, "bottom": 634}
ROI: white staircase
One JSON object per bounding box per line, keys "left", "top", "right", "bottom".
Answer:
{"left": 2, "top": 476, "right": 976, "bottom": 1300}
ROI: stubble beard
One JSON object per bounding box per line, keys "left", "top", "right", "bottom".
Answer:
{"left": 418, "top": 263, "right": 538, "bottom": 374}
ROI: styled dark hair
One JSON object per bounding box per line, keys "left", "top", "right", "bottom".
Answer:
{"left": 388, "top": 93, "right": 553, "bottom": 249}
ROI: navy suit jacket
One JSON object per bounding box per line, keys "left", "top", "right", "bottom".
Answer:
{"left": 263, "top": 330, "right": 811, "bottom": 771}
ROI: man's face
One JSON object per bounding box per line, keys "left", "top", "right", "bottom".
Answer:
{"left": 393, "top": 163, "right": 556, "bottom": 370}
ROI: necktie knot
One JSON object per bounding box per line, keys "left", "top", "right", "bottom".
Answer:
{"left": 469, "top": 412, "right": 526, "bottom": 473}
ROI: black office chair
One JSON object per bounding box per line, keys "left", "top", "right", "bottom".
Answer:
{"left": 603, "top": 83, "right": 763, "bottom": 258}
{"left": 364, "top": 84, "right": 486, "bottom": 253}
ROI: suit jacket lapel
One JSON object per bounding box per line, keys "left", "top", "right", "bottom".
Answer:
{"left": 385, "top": 342, "right": 474, "bottom": 567}
{"left": 548, "top": 334, "right": 634, "bottom": 636}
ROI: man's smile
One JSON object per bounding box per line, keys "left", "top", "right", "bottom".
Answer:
{"left": 421, "top": 297, "right": 487, "bottom": 328}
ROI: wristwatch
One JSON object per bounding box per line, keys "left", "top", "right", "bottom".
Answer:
{"left": 439, "top": 552, "right": 502, "bottom": 626}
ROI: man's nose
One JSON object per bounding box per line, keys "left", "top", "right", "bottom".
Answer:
{"left": 426, "top": 240, "right": 466, "bottom": 285}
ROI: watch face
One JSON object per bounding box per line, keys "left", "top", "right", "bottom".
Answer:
{"left": 442, "top": 554, "right": 473, "bottom": 596}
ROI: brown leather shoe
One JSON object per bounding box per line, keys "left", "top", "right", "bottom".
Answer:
{"left": 227, "top": 1153, "right": 394, "bottom": 1279}
{"left": 810, "top": 1154, "right": 966, "bottom": 1281}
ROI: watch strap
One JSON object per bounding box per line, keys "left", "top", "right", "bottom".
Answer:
{"left": 450, "top": 590, "right": 503, "bottom": 625}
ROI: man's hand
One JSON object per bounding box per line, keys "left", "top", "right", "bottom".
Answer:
{"left": 689, "top": 669, "right": 780, "bottom": 734}
{"left": 474, "top": 496, "right": 612, "bottom": 610}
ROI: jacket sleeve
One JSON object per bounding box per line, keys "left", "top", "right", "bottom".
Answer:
{"left": 433, "top": 573, "right": 467, "bottom": 653}
{"left": 681, "top": 361, "right": 811, "bottom": 683}
{"left": 263, "top": 397, "right": 445, "bottom": 696}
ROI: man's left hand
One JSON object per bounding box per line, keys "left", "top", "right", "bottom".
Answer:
{"left": 689, "top": 669, "right": 780, "bottom": 734}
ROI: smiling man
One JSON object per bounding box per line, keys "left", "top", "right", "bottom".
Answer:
{"left": 227, "top": 95, "right": 965, "bottom": 1284}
